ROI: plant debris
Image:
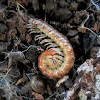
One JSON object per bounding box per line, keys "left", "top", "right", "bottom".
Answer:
{"left": 0, "top": 0, "right": 100, "bottom": 100}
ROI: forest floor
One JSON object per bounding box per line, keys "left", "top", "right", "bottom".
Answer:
{"left": 0, "top": 0, "right": 100, "bottom": 100}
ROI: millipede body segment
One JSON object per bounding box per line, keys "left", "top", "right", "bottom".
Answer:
{"left": 28, "top": 18, "right": 75, "bottom": 79}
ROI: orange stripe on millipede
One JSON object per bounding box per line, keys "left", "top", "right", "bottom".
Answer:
{"left": 44, "top": 22, "right": 47, "bottom": 24}
{"left": 53, "top": 74, "right": 59, "bottom": 78}
{"left": 43, "top": 51, "right": 47, "bottom": 55}
{"left": 67, "top": 49, "right": 71, "bottom": 53}
{"left": 41, "top": 67, "right": 45, "bottom": 73}
{"left": 68, "top": 57, "right": 74, "bottom": 61}
{"left": 71, "top": 48, "right": 73, "bottom": 51}
{"left": 46, "top": 72, "right": 51, "bottom": 78}
{"left": 60, "top": 71, "right": 66, "bottom": 75}
{"left": 39, "top": 19, "right": 42, "bottom": 21}
{"left": 68, "top": 57, "right": 71, "bottom": 62}
{"left": 52, "top": 34, "right": 55, "bottom": 37}
{"left": 57, "top": 38, "right": 61, "bottom": 41}
{"left": 67, "top": 41, "right": 69, "bottom": 43}
{"left": 72, "top": 57, "right": 74, "bottom": 60}
{"left": 66, "top": 65, "right": 72, "bottom": 69}
{"left": 50, "top": 51, "right": 55, "bottom": 55}
{"left": 47, "top": 51, "right": 51, "bottom": 54}
{"left": 39, "top": 60, "right": 42, "bottom": 66}
{"left": 46, "top": 30, "right": 49, "bottom": 33}
{"left": 36, "top": 22, "right": 39, "bottom": 25}
{"left": 62, "top": 42, "right": 67, "bottom": 47}
{"left": 39, "top": 55, "right": 43, "bottom": 58}
{"left": 40, "top": 26, "right": 44, "bottom": 29}
{"left": 49, "top": 25, "right": 52, "bottom": 28}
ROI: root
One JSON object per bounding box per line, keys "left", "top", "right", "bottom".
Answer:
{"left": 86, "top": 0, "right": 100, "bottom": 10}
{"left": 16, "top": 1, "right": 27, "bottom": 16}
{"left": 0, "top": 68, "right": 17, "bottom": 100}
{"left": 78, "top": 13, "right": 100, "bottom": 40}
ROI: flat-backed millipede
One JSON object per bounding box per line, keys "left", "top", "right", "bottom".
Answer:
{"left": 28, "top": 18, "right": 75, "bottom": 79}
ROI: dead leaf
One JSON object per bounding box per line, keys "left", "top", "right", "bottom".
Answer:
{"left": 26, "top": 33, "right": 32, "bottom": 43}
{"left": 93, "top": 22, "right": 99, "bottom": 33}
{"left": 16, "top": 78, "right": 24, "bottom": 85}
{"left": 32, "top": 92, "right": 44, "bottom": 100}
{"left": 78, "top": 27, "right": 86, "bottom": 33}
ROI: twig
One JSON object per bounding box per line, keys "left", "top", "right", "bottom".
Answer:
{"left": 86, "top": 0, "right": 100, "bottom": 10}
{"left": 81, "top": 27, "right": 100, "bottom": 40}
{"left": 80, "top": 14, "right": 89, "bottom": 28}
{"left": 78, "top": 13, "right": 100, "bottom": 40}
{"left": 0, "top": 68, "right": 11, "bottom": 78}
{"left": 16, "top": 2, "right": 27, "bottom": 16}
{"left": 45, "top": 92, "right": 57, "bottom": 100}
{"left": 91, "top": 0, "right": 100, "bottom": 10}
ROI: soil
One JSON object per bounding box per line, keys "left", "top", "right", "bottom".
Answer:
{"left": 0, "top": 0, "right": 100, "bottom": 100}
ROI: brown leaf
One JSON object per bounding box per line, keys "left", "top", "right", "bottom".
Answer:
{"left": 32, "top": 92, "right": 44, "bottom": 100}
{"left": 16, "top": 78, "right": 24, "bottom": 85}
{"left": 93, "top": 22, "right": 99, "bottom": 33}
{"left": 78, "top": 27, "right": 86, "bottom": 33}
{"left": 26, "top": 34, "right": 32, "bottom": 43}
{"left": 0, "top": 32, "right": 6, "bottom": 41}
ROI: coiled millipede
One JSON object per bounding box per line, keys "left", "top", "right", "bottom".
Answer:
{"left": 28, "top": 18, "right": 75, "bottom": 79}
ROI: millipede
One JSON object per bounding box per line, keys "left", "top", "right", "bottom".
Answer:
{"left": 28, "top": 18, "right": 75, "bottom": 79}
